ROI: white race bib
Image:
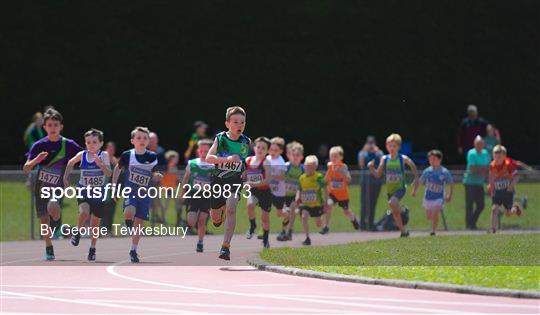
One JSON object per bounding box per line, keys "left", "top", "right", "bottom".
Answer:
{"left": 38, "top": 168, "right": 61, "bottom": 185}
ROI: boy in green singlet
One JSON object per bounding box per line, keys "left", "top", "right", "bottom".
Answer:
{"left": 368, "top": 133, "right": 419, "bottom": 237}
{"left": 206, "top": 106, "right": 251, "bottom": 260}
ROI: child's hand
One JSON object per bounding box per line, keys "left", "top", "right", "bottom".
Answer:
{"left": 506, "top": 185, "right": 514, "bottom": 192}
{"left": 411, "top": 190, "right": 416, "bottom": 197}
{"left": 35, "top": 152, "right": 48, "bottom": 163}
{"left": 153, "top": 172, "right": 163, "bottom": 182}
{"left": 367, "top": 160, "right": 374, "bottom": 168}
{"left": 445, "top": 195, "right": 452, "bottom": 203}
{"left": 227, "top": 155, "right": 240, "bottom": 162}
{"left": 91, "top": 152, "right": 104, "bottom": 167}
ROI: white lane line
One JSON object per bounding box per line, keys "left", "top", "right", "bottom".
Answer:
{"left": 83, "top": 298, "right": 360, "bottom": 314}
{"left": 238, "top": 283, "right": 296, "bottom": 287}
{"left": 0, "top": 296, "right": 34, "bottom": 300}
{"left": 263, "top": 293, "right": 540, "bottom": 310}
{"left": 1, "top": 284, "right": 203, "bottom": 294}
{"left": 106, "top": 252, "right": 475, "bottom": 314}
{"left": 0, "top": 290, "right": 209, "bottom": 314}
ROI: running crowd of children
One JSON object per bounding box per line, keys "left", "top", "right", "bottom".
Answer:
{"left": 24, "top": 106, "right": 528, "bottom": 263}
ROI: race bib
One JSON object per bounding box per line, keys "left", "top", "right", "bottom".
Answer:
{"left": 331, "top": 180, "right": 344, "bottom": 190}
{"left": 128, "top": 168, "right": 151, "bottom": 186}
{"left": 38, "top": 168, "right": 61, "bottom": 185}
{"left": 494, "top": 179, "right": 510, "bottom": 190}
{"left": 386, "top": 172, "right": 402, "bottom": 183}
{"left": 217, "top": 161, "right": 243, "bottom": 172}
{"left": 193, "top": 176, "right": 211, "bottom": 186}
{"left": 301, "top": 191, "right": 317, "bottom": 203}
{"left": 426, "top": 182, "right": 443, "bottom": 193}
{"left": 80, "top": 170, "right": 105, "bottom": 187}
{"left": 285, "top": 180, "right": 299, "bottom": 193}
{"left": 247, "top": 172, "right": 263, "bottom": 183}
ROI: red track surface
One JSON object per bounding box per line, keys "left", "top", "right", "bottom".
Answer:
{"left": 1, "top": 231, "right": 538, "bottom": 314}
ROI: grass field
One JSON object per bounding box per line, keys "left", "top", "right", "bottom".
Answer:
{"left": 260, "top": 234, "right": 540, "bottom": 291}
{"left": 1, "top": 181, "right": 539, "bottom": 241}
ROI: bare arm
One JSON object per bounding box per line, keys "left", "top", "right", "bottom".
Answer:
{"left": 368, "top": 156, "right": 384, "bottom": 178}
{"left": 358, "top": 152, "right": 365, "bottom": 169}
{"left": 112, "top": 163, "right": 122, "bottom": 185}
{"left": 63, "top": 151, "right": 83, "bottom": 187}
{"left": 403, "top": 155, "right": 419, "bottom": 182}
{"left": 23, "top": 152, "right": 48, "bottom": 174}
{"left": 446, "top": 183, "right": 454, "bottom": 202}
{"left": 205, "top": 138, "right": 236, "bottom": 164}
{"left": 95, "top": 151, "right": 112, "bottom": 177}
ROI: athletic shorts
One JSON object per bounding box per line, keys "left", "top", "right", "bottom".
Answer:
{"left": 492, "top": 190, "right": 514, "bottom": 209}
{"left": 248, "top": 188, "right": 272, "bottom": 212}
{"left": 300, "top": 206, "right": 324, "bottom": 218}
{"left": 284, "top": 195, "right": 296, "bottom": 207}
{"left": 387, "top": 188, "right": 406, "bottom": 201}
{"left": 271, "top": 195, "right": 285, "bottom": 210}
{"left": 329, "top": 193, "right": 349, "bottom": 209}
{"left": 188, "top": 197, "right": 211, "bottom": 214}
{"left": 422, "top": 198, "right": 444, "bottom": 211}
{"left": 123, "top": 196, "right": 150, "bottom": 221}
{"left": 77, "top": 197, "right": 105, "bottom": 219}
{"left": 210, "top": 176, "right": 243, "bottom": 209}
{"left": 35, "top": 195, "right": 63, "bottom": 218}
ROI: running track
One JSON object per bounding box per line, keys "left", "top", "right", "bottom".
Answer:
{"left": 1, "top": 231, "right": 538, "bottom": 314}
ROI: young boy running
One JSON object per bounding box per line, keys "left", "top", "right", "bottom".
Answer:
{"left": 181, "top": 139, "right": 215, "bottom": 252}
{"left": 112, "top": 126, "right": 163, "bottom": 263}
{"left": 206, "top": 106, "right": 251, "bottom": 260}
{"left": 244, "top": 137, "right": 273, "bottom": 248}
{"left": 277, "top": 142, "right": 304, "bottom": 242}
{"left": 322, "top": 146, "right": 360, "bottom": 234}
{"left": 63, "top": 129, "right": 112, "bottom": 260}
{"left": 267, "top": 137, "right": 290, "bottom": 240}
{"left": 24, "top": 108, "right": 82, "bottom": 260}
{"left": 369, "top": 133, "right": 419, "bottom": 237}
{"left": 489, "top": 145, "right": 522, "bottom": 233}
{"left": 297, "top": 155, "right": 328, "bottom": 246}
{"left": 412, "top": 150, "right": 453, "bottom": 236}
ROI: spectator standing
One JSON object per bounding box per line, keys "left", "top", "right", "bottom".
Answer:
{"left": 23, "top": 112, "right": 45, "bottom": 149}
{"left": 183, "top": 121, "right": 208, "bottom": 162}
{"left": 484, "top": 124, "right": 501, "bottom": 154}
{"left": 457, "top": 105, "right": 489, "bottom": 157}
{"left": 357, "top": 136, "right": 384, "bottom": 230}
{"left": 463, "top": 136, "right": 490, "bottom": 229}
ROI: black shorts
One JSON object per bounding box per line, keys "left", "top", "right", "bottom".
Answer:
{"left": 285, "top": 195, "right": 296, "bottom": 207}
{"left": 210, "top": 176, "right": 243, "bottom": 209}
{"left": 300, "top": 206, "right": 324, "bottom": 218}
{"left": 188, "top": 197, "right": 211, "bottom": 214}
{"left": 249, "top": 188, "right": 272, "bottom": 212}
{"left": 77, "top": 198, "right": 105, "bottom": 219}
{"left": 492, "top": 190, "right": 514, "bottom": 209}
{"left": 35, "top": 195, "right": 63, "bottom": 218}
{"left": 271, "top": 195, "right": 285, "bottom": 209}
{"left": 329, "top": 194, "right": 349, "bottom": 209}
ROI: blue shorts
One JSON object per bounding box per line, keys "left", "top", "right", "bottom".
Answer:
{"left": 387, "top": 188, "right": 406, "bottom": 201}
{"left": 123, "top": 196, "right": 150, "bottom": 221}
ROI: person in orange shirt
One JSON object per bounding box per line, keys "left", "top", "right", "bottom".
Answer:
{"left": 161, "top": 150, "right": 181, "bottom": 224}
{"left": 321, "top": 146, "right": 360, "bottom": 234}
{"left": 489, "top": 145, "right": 523, "bottom": 233}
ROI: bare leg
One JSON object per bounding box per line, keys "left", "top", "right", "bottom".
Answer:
{"left": 389, "top": 197, "right": 405, "bottom": 232}
{"left": 491, "top": 205, "right": 499, "bottom": 233}
{"left": 78, "top": 203, "right": 90, "bottom": 229}
{"left": 40, "top": 215, "right": 52, "bottom": 247}
{"left": 132, "top": 218, "right": 144, "bottom": 247}
{"left": 198, "top": 212, "right": 208, "bottom": 242}
{"left": 223, "top": 196, "right": 239, "bottom": 245}
{"left": 90, "top": 215, "right": 100, "bottom": 247}
{"left": 301, "top": 210, "right": 310, "bottom": 238}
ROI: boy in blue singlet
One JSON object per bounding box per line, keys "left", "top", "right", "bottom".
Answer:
{"left": 112, "top": 126, "right": 163, "bottom": 263}
{"left": 64, "top": 129, "right": 112, "bottom": 260}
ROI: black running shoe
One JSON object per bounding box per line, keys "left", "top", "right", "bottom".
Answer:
{"left": 319, "top": 226, "right": 329, "bottom": 235}
{"left": 352, "top": 219, "right": 360, "bottom": 230}
{"left": 45, "top": 246, "right": 55, "bottom": 261}
{"left": 246, "top": 229, "right": 255, "bottom": 239}
{"left": 263, "top": 240, "right": 270, "bottom": 249}
{"left": 276, "top": 230, "right": 287, "bottom": 241}
{"left": 129, "top": 250, "right": 139, "bottom": 263}
{"left": 302, "top": 237, "right": 311, "bottom": 246}
{"left": 196, "top": 241, "right": 203, "bottom": 253}
{"left": 400, "top": 231, "right": 410, "bottom": 238}
{"left": 70, "top": 232, "right": 80, "bottom": 246}
{"left": 88, "top": 248, "right": 96, "bottom": 261}
{"left": 287, "top": 229, "right": 293, "bottom": 241}
{"left": 430, "top": 232, "right": 436, "bottom": 236}
{"left": 218, "top": 246, "right": 230, "bottom": 260}
{"left": 257, "top": 234, "right": 264, "bottom": 240}
{"left": 212, "top": 210, "right": 225, "bottom": 227}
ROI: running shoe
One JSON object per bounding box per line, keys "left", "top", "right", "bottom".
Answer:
{"left": 129, "top": 250, "right": 139, "bottom": 263}
{"left": 70, "top": 232, "right": 80, "bottom": 246}
{"left": 218, "top": 246, "right": 230, "bottom": 261}
{"left": 400, "top": 231, "right": 410, "bottom": 238}
{"left": 196, "top": 241, "right": 203, "bottom": 253}
{"left": 352, "top": 219, "right": 360, "bottom": 230}
{"left": 319, "top": 226, "right": 329, "bottom": 235}
{"left": 88, "top": 248, "right": 96, "bottom": 261}
{"left": 302, "top": 237, "right": 311, "bottom": 246}
{"left": 45, "top": 246, "right": 55, "bottom": 261}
